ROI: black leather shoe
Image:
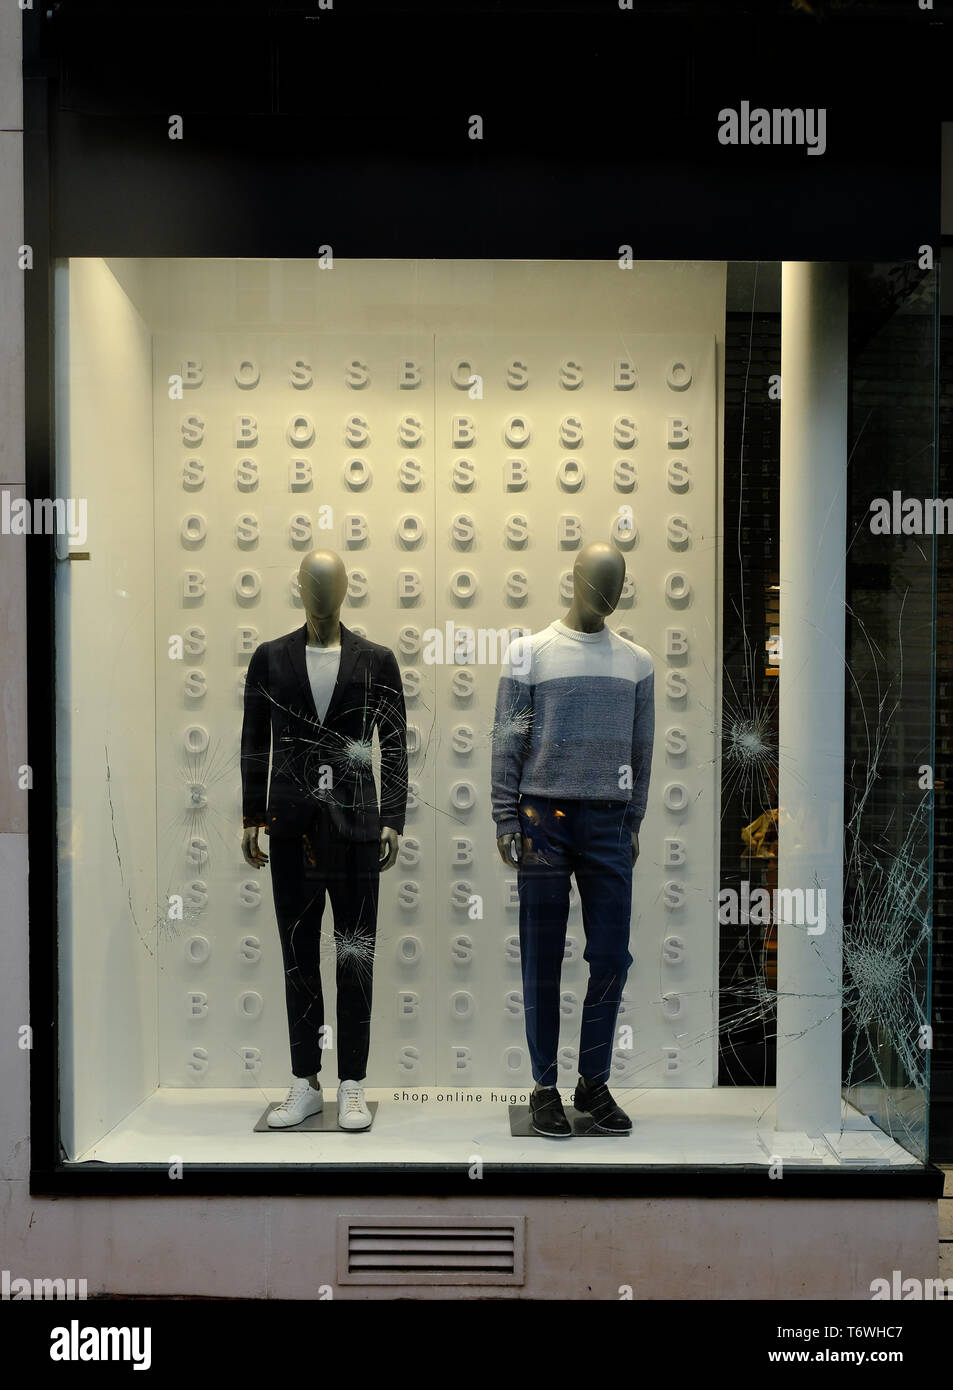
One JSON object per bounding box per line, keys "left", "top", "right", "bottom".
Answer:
{"left": 529, "top": 1085, "right": 572, "bottom": 1138}
{"left": 573, "top": 1077, "right": 632, "bottom": 1134}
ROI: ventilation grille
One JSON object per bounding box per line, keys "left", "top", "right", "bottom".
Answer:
{"left": 338, "top": 1216, "right": 525, "bottom": 1286}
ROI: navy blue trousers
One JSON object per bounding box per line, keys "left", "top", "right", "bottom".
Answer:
{"left": 517, "top": 794, "right": 635, "bottom": 1088}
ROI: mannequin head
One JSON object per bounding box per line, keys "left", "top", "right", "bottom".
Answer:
{"left": 569, "top": 542, "right": 625, "bottom": 623}
{"left": 298, "top": 550, "right": 348, "bottom": 624}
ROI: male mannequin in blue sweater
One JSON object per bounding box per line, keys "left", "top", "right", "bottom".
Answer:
{"left": 491, "top": 542, "right": 654, "bottom": 1136}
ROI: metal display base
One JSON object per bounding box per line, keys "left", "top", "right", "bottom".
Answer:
{"left": 254, "top": 1101, "right": 378, "bottom": 1133}
{"left": 508, "top": 1104, "right": 632, "bottom": 1139}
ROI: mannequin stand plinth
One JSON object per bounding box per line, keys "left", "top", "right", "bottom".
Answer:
{"left": 508, "top": 1104, "right": 632, "bottom": 1139}
{"left": 253, "top": 1101, "right": 378, "bottom": 1133}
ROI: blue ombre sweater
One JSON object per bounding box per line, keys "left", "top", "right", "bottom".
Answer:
{"left": 491, "top": 619, "right": 655, "bottom": 837}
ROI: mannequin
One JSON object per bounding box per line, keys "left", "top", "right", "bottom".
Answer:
{"left": 491, "top": 542, "right": 655, "bottom": 1136}
{"left": 241, "top": 550, "right": 407, "bottom": 1130}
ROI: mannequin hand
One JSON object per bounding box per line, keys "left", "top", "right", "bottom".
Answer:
{"left": 242, "top": 826, "right": 269, "bottom": 869}
{"left": 496, "top": 831, "right": 524, "bottom": 867}
{"left": 631, "top": 830, "right": 640, "bottom": 867}
{"left": 379, "top": 827, "right": 399, "bottom": 871}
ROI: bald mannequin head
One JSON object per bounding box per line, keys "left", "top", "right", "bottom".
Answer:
{"left": 298, "top": 550, "right": 348, "bottom": 626}
{"left": 569, "top": 542, "right": 626, "bottom": 624}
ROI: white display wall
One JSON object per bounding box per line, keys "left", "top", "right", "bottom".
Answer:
{"left": 55, "top": 258, "right": 158, "bottom": 1158}
{"left": 151, "top": 272, "right": 722, "bottom": 1090}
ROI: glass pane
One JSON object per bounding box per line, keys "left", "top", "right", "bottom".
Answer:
{"left": 53, "top": 256, "right": 935, "bottom": 1171}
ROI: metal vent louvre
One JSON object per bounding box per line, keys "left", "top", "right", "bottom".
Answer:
{"left": 337, "top": 1216, "right": 525, "bottom": 1286}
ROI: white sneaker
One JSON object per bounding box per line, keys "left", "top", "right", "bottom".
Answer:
{"left": 267, "top": 1077, "right": 323, "bottom": 1128}
{"left": 337, "top": 1080, "right": 372, "bottom": 1131}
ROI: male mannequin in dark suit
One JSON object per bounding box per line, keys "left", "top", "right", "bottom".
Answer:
{"left": 241, "top": 550, "right": 408, "bottom": 1130}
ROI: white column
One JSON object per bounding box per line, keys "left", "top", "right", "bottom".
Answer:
{"left": 775, "top": 262, "right": 847, "bottom": 1133}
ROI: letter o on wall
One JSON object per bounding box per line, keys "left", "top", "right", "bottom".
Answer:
{"left": 504, "top": 416, "right": 531, "bottom": 447}
{"left": 665, "top": 571, "right": 691, "bottom": 602}
{"left": 397, "top": 514, "right": 425, "bottom": 546}
{"left": 449, "top": 781, "right": 476, "bottom": 811}
{"left": 450, "top": 991, "right": 474, "bottom": 1020}
{"left": 287, "top": 415, "right": 315, "bottom": 447}
{"left": 449, "top": 571, "right": 477, "bottom": 601}
{"left": 661, "top": 992, "right": 682, "bottom": 1018}
{"left": 237, "top": 991, "right": 263, "bottom": 1018}
{"left": 397, "top": 935, "right": 422, "bottom": 964}
{"left": 343, "top": 458, "right": 371, "bottom": 489}
{"left": 235, "top": 570, "right": 262, "bottom": 600}
{"left": 663, "top": 782, "right": 688, "bottom": 812}
{"left": 556, "top": 458, "right": 585, "bottom": 491}
{"left": 235, "top": 359, "right": 261, "bottom": 388}
{"left": 666, "top": 359, "right": 692, "bottom": 391}
{"left": 180, "top": 514, "right": 207, "bottom": 543}
{"left": 184, "top": 725, "right": 210, "bottom": 755}
{"left": 186, "top": 935, "right": 210, "bottom": 964}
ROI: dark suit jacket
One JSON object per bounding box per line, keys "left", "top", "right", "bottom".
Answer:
{"left": 241, "top": 623, "right": 408, "bottom": 842}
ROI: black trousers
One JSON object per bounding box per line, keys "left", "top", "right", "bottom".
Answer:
{"left": 268, "top": 806, "right": 380, "bottom": 1081}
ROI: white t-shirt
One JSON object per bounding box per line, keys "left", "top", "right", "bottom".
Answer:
{"left": 305, "top": 643, "right": 342, "bottom": 722}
